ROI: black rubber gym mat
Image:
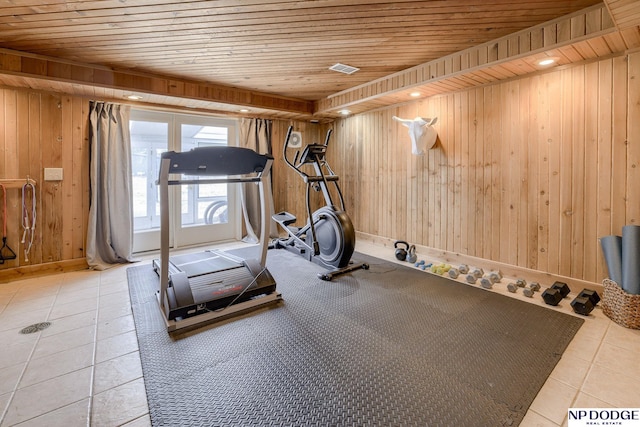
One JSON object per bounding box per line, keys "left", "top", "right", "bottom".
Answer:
{"left": 128, "top": 249, "right": 584, "bottom": 426}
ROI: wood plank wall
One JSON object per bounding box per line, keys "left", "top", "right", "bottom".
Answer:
{"left": 0, "top": 88, "right": 89, "bottom": 271}
{"left": 270, "top": 121, "right": 334, "bottom": 223}
{"left": 2, "top": 52, "right": 637, "bottom": 286}
{"left": 320, "top": 53, "right": 638, "bottom": 284}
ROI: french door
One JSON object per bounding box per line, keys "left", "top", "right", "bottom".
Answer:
{"left": 130, "top": 110, "right": 239, "bottom": 253}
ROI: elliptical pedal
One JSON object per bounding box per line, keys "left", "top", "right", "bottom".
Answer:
{"left": 273, "top": 211, "right": 297, "bottom": 227}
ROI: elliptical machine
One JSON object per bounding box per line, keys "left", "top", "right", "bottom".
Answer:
{"left": 272, "top": 126, "right": 369, "bottom": 281}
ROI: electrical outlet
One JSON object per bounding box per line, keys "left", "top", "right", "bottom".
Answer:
{"left": 44, "top": 168, "right": 63, "bottom": 181}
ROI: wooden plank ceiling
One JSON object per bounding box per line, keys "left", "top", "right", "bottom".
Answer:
{"left": 0, "top": 0, "right": 637, "bottom": 120}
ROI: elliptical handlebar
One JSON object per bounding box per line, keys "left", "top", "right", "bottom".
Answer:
{"left": 283, "top": 126, "right": 309, "bottom": 181}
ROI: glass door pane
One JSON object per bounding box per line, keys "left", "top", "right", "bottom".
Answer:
{"left": 174, "top": 119, "right": 238, "bottom": 247}
{"left": 130, "top": 116, "right": 168, "bottom": 252}
{"left": 130, "top": 110, "right": 239, "bottom": 253}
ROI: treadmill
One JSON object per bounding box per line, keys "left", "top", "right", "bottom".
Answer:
{"left": 152, "top": 146, "right": 281, "bottom": 332}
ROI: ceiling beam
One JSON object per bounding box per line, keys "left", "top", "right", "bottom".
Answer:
{"left": 314, "top": 3, "right": 619, "bottom": 117}
{"left": 0, "top": 48, "right": 315, "bottom": 117}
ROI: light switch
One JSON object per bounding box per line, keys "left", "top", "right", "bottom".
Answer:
{"left": 44, "top": 168, "right": 63, "bottom": 181}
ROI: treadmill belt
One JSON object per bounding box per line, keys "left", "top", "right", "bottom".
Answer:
{"left": 169, "top": 251, "right": 241, "bottom": 278}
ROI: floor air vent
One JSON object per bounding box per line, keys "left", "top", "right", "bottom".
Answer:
{"left": 329, "top": 63, "right": 359, "bottom": 74}
{"left": 20, "top": 322, "right": 51, "bottom": 334}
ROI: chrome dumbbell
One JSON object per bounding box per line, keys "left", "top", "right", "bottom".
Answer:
{"left": 507, "top": 278, "right": 527, "bottom": 293}
{"left": 466, "top": 268, "right": 484, "bottom": 284}
{"left": 480, "top": 270, "right": 503, "bottom": 289}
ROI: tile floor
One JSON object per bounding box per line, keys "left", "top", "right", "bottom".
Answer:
{"left": 0, "top": 240, "right": 639, "bottom": 426}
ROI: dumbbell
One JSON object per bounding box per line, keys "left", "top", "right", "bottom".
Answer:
{"left": 507, "top": 278, "right": 527, "bottom": 293}
{"left": 430, "top": 263, "right": 451, "bottom": 275}
{"left": 447, "top": 264, "right": 470, "bottom": 279}
{"left": 480, "top": 270, "right": 503, "bottom": 289}
{"left": 415, "top": 260, "right": 426, "bottom": 268}
{"left": 571, "top": 289, "right": 601, "bottom": 315}
{"left": 522, "top": 282, "right": 540, "bottom": 298}
{"left": 542, "top": 281, "right": 571, "bottom": 306}
{"left": 466, "top": 268, "right": 484, "bottom": 284}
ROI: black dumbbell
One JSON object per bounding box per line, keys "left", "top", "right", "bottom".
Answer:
{"left": 542, "top": 281, "right": 571, "bottom": 306}
{"left": 552, "top": 281, "right": 571, "bottom": 297}
{"left": 570, "top": 289, "right": 601, "bottom": 316}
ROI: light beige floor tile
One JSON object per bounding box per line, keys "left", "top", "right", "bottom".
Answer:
{"left": 61, "top": 271, "right": 101, "bottom": 288}
{"left": 593, "top": 341, "right": 640, "bottom": 377}
{"left": 20, "top": 342, "right": 94, "bottom": 388}
{"left": 562, "top": 335, "right": 601, "bottom": 363}
{"left": 571, "top": 318, "right": 609, "bottom": 346}
{"left": 0, "top": 296, "right": 11, "bottom": 311}
{"left": 529, "top": 377, "right": 578, "bottom": 425}
{"left": 582, "top": 363, "right": 640, "bottom": 407}
{"left": 0, "top": 308, "right": 51, "bottom": 334}
{"left": 10, "top": 398, "right": 89, "bottom": 427}
{"left": 0, "top": 342, "right": 34, "bottom": 370}
{"left": 603, "top": 323, "right": 640, "bottom": 352}
{"left": 121, "top": 414, "right": 152, "bottom": 427}
{"left": 93, "top": 351, "right": 143, "bottom": 395}
{"left": 48, "top": 296, "right": 98, "bottom": 320}
{"left": 40, "top": 311, "right": 97, "bottom": 338}
{"left": 520, "top": 409, "right": 558, "bottom": 427}
{"left": 0, "top": 392, "right": 12, "bottom": 422}
{"left": 0, "top": 363, "right": 24, "bottom": 395}
{"left": 549, "top": 353, "right": 591, "bottom": 389}
{"left": 97, "top": 314, "right": 135, "bottom": 341}
{"left": 31, "top": 325, "right": 95, "bottom": 360}
{"left": 0, "top": 326, "right": 39, "bottom": 346}
{"left": 5, "top": 295, "right": 57, "bottom": 315}
{"left": 11, "top": 285, "right": 59, "bottom": 302}
{"left": 98, "top": 291, "right": 131, "bottom": 310}
{"left": 95, "top": 330, "right": 139, "bottom": 364}
{"left": 0, "top": 282, "right": 21, "bottom": 297}
{"left": 55, "top": 287, "right": 99, "bottom": 305}
{"left": 99, "top": 280, "right": 129, "bottom": 296}
{"left": 2, "top": 367, "right": 92, "bottom": 426}
{"left": 91, "top": 378, "right": 148, "bottom": 427}
{"left": 571, "top": 392, "right": 615, "bottom": 408}
{"left": 97, "top": 302, "right": 132, "bottom": 323}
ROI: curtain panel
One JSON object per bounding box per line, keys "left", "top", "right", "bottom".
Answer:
{"left": 239, "top": 118, "right": 278, "bottom": 243}
{"left": 86, "top": 102, "right": 136, "bottom": 269}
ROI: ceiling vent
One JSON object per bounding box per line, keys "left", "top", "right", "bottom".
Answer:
{"left": 329, "top": 63, "right": 360, "bottom": 75}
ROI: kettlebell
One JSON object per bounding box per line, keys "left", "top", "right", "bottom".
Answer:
{"left": 406, "top": 245, "right": 417, "bottom": 263}
{"left": 394, "top": 240, "right": 410, "bottom": 261}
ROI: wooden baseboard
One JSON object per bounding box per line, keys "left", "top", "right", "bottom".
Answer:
{"left": 356, "top": 231, "right": 603, "bottom": 295}
{"left": 0, "top": 259, "right": 89, "bottom": 283}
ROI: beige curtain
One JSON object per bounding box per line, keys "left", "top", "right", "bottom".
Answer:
{"left": 86, "top": 102, "right": 136, "bottom": 269}
{"left": 239, "top": 118, "right": 278, "bottom": 242}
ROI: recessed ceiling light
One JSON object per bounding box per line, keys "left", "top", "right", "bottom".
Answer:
{"left": 239, "top": 109, "right": 249, "bottom": 113}
{"left": 338, "top": 109, "right": 351, "bottom": 116}
{"left": 538, "top": 58, "right": 555, "bottom": 66}
{"left": 126, "top": 95, "right": 143, "bottom": 100}
{"left": 410, "top": 92, "right": 421, "bottom": 98}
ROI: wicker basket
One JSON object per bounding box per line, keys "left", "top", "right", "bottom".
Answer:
{"left": 602, "top": 279, "right": 640, "bottom": 329}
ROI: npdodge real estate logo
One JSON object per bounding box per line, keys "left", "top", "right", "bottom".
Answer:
{"left": 568, "top": 409, "right": 640, "bottom": 426}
